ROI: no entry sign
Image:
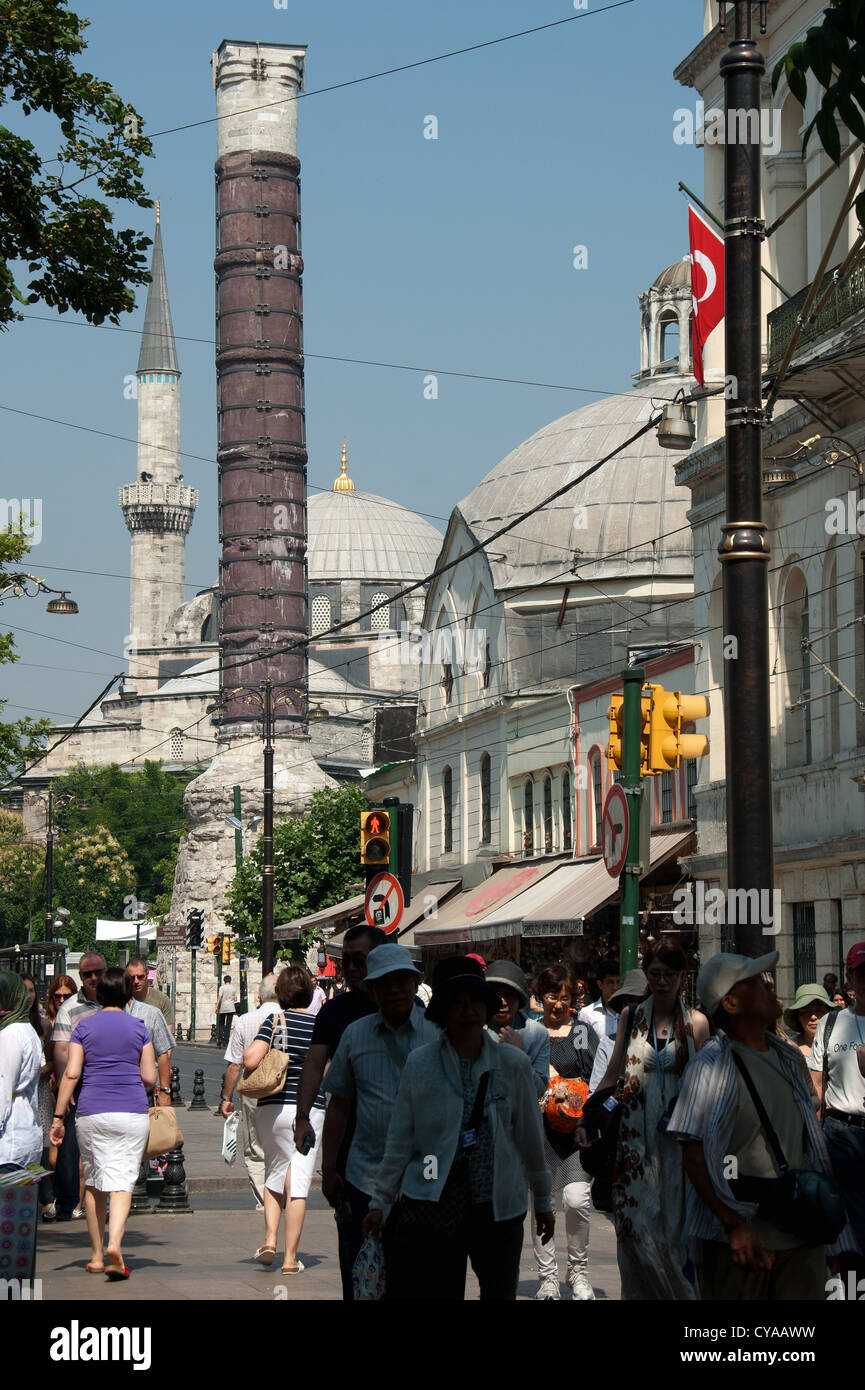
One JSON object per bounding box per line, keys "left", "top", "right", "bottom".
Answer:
{"left": 602, "top": 784, "right": 629, "bottom": 878}
{"left": 364, "top": 872, "right": 404, "bottom": 934}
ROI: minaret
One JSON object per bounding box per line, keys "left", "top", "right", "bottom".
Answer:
{"left": 120, "top": 205, "right": 198, "bottom": 691}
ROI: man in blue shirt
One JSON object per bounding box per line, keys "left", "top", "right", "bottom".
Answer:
{"left": 321, "top": 944, "right": 439, "bottom": 1299}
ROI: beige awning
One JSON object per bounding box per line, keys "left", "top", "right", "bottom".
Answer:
{"left": 274, "top": 893, "right": 365, "bottom": 942}
{"left": 413, "top": 861, "right": 563, "bottom": 947}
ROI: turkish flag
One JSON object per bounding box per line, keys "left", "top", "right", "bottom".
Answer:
{"left": 688, "top": 207, "right": 724, "bottom": 386}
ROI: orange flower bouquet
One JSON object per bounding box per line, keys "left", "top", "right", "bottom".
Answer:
{"left": 541, "top": 1077, "right": 590, "bottom": 1133}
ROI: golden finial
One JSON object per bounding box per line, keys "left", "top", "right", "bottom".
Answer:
{"left": 332, "top": 437, "right": 355, "bottom": 492}
{"left": 156, "top": 198, "right": 160, "bottom": 225}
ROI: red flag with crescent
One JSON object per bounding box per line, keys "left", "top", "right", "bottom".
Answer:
{"left": 688, "top": 207, "right": 724, "bottom": 386}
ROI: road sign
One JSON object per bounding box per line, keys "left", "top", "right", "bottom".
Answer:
{"left": 365, "top": 872, "right": 405, "bottom": 934}
{"left": 602, "top": 784, "right": 629, "bottom": 879}
{"left": 158, "top": 922, "right": 185, "bottom": 948}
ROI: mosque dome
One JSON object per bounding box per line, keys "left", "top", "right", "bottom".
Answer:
{"left": 651, "top": 257, "right": 692, "bottom": 291}
{"left": 457, "top": 376, "right": 693, "bottom": 593}
{"left": 307, "top": 442, "right": 442, "bottom": 583}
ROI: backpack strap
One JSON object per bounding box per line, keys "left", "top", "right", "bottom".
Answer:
{"left": 820, "top": 1009, "right": 839, "bottom": 1125}
{"left": 730, "top": 1048, "right": 789, "bottom": 1177}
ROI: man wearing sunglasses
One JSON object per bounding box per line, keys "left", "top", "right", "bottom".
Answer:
{"left": 126, "top": 958, "right": 174, "bottom": 1030}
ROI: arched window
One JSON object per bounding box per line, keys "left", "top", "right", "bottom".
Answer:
{"left": 311, "top": 594, "right": 332, "bottom": 636}
{"left": 660, "top": 314, "right": 679, "bottom": 363}
{"left": 590, "top": 752, "right": 603, "bottom": 848}
{"left": 480, "top": 753, "right": 491, "bottom": 845}
{"left": 169, "top": 728, "right": 183, "bottom": 762}
{"left": 784, "top": 568, "right": 812, "bottom": 767}
{"left": 443, "top": 766, "right": 453, "bottom": 854}
{"left": 543, "top": 775, "right": 553, "bottom": 853}
{"left": 369, "top": 592, "right": 392, "bottom": 631}
{"left": 562, "top": 770, "right": 572, "bottom": 851}
{"left": 523, "top": 779, "right": 534, "bottom": 854}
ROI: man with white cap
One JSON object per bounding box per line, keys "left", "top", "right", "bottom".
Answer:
{"left": 668, "top": 951, "right": 849, "bottom": 1299}
{"left": 809, "top": 941, "right": 865, "bottom": 1281}
{"left": 320, "top": 943, "right": 439, "bottom": 1298}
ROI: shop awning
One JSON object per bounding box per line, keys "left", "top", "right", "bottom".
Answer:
{"left": 322, "top": 881, "right": 462, "bottom": 961}
{"left": 274, "top": 893, "right": 365, "bottom": 942}
{"left": 473, "top": 863, "right": 592, "bottom": 932}
{"left": 521, "top": 828, "right": 695, "bottom": 937}
{"left": 413, "top": 861, "right": 563, "bottom": 947}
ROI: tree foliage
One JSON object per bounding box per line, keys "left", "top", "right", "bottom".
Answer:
{"left": 51, "top": 760, "right": 201, "bottom": 910}
{"left": 224, "top": 784, "right": 368, "bottom": 961}
{"left": 772, "top": 0, "right": 865, "bottom": 222}
{"left": 0, "top": 0, "right": 154, "bottom": 328}
{"left": 0, "top": 526, "right": 51, "bottom": 785}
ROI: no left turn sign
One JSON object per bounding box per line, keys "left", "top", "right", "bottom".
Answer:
{"left": 602, "top": 784, "right": 629, "bottom": 879}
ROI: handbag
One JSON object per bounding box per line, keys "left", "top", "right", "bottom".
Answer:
{"left": 387, "top": 1073, "right": 490, "bottom": 1241}
{"left": 729, "top": 1049, "right": 847, "bottom": 1246}
{"left": 237, "top": 1012, "right": 290, "bottom": 1100}
{"left": 145, "top": 1105, "right": 183, "bottom": 1160}
{"left": 578, "top": 1007, "right": 637, "bottom": 1210}
{"left": 352, "top": 1232, "right": 386, "bottom": 1301}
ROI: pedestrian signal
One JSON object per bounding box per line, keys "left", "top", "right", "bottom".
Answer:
{"left": 606, "top": 692, "right": 651, "bottom": 775}
{"left": 204, "top": 934, "right": 221, "bottom": 956}
{"left": 361, "top": 809, "right": 391, "bottom": 868}
{"left": 647, "top": 686, "right": 710, "bottom": 771}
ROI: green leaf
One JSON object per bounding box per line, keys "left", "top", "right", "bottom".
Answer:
{"left": 816, "top": 103, "right": 843, "bottom": 163}
{"left": 804, "top": 29, "right": 835, "bottom": 88}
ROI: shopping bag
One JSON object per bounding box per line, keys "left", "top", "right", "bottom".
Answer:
{"left": 222, "top": 1111, "right": 240, "bottom": 1165}
{"left": 352, "top": 1231, "right": 386, "bottom": 1301}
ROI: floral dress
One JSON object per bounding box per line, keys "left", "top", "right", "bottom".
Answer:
{"left": 612, "top": 997, "right": 698, "bottom": 1301}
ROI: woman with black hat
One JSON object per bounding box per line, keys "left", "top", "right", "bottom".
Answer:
{"left": 361, "top": 955, "right": 553, "bottom": 1301}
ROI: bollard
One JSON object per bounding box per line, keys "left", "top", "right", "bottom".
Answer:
{"left": 214, "top": 1070, "right": 227, "bottom": 1115}
{"left": 170, "top": 1066, "right": 184, "bottom": 1106}
{"left": 154, "top": 1142, "right": 192, "bottom": 1214}
{"left": 130, "top": 1158, "right": 152, "bottom": 1214}
{"left": 175, "top": 1023, "right": 183, "bottom": 1041}
{"left": 210, "top": 1022, "right": 217, "bottom": 1043}
{"left": 187, "top": 1068, "right": 208, "bottom": 1111}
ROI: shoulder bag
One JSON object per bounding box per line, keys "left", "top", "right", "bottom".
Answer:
{"left": 577, "top": 1005, "right": 637, "bottom": 1211}
{"left": 237, "top": 1012, "right": 291, "bottom": 1100}
{"left": 145, "top": 1105, "right": 183, "bottom": 1160}
{"left": 387, "top": 1072, "right": 491, "bottom": 1240}
{"left": 729, "top": 1048, "right": 846, "bottom": 1246}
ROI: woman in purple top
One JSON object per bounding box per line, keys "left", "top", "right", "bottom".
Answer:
{"left": 51, "top": 968, "right": 156, "bottom": 1279}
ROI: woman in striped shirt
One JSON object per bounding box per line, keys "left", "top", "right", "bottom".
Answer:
{"left": 243, "top": 965, "right": 325, "bottom": 1274}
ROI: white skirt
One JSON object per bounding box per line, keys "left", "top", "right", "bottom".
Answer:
{"left": 255, "top": 1104, "right": 324, "bottom": 1199}
{"left": 76, "top": 1112, "right": 150, "bottom": 1192}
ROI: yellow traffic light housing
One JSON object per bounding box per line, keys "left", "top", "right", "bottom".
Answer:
{"left": 221, "top": 936, "right": 234, "bottom": 965}
{"left": 607, "top": 692, "right": 651, "bottom": 774}
{"left": 204, "top": 934, "right": 221, "bottom": 955}
{"left": 647, "top": 686, "right": 710, "bottom": 771}
{"left": 360, "top": 809, "right": 391, "bottom": 868}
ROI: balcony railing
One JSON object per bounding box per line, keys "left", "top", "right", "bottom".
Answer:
{"left": 767, "top": 260, "right": 865, "bottom": 372}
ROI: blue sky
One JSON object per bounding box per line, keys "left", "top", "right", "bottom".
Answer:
{"left": 1, "top": 0, "right": 701, "bottom": 730}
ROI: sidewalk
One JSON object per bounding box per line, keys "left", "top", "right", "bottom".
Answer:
{"left": 34, "top": 1203, "right": 621, "bottom": 1302}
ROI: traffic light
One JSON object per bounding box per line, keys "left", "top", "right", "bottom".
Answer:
{"left": 204, "top": 934, "right": 221, "bottom": 956}
{"left": 221, "top": 936, "right": 235, "bottom": 965}
{"left": 186, "top": 907, "right": 204, "bottom": 950}
{"left": 360, "top": 809, "right": 391, "bottom": 868}
{"left": 607, "top": 692, "right": 651, "bottom": 775}
{"left": 647, "top": 685, "right": 710, "bottom": 771}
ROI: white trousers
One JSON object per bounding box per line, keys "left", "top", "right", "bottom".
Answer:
{"left": 532, "top": 1176, "right": 592, "bottom": 1279}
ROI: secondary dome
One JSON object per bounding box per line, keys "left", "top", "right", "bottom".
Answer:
{"left": 457, "top": 377, "right": 693, "bottom": 592}
{"left": 307, "top": 442, "right": 442, "bottom": 582}
{"left": 652, "top": 257, "right": 692, "bottom": 291}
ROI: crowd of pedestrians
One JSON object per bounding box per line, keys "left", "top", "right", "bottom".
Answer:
{"left": 1, "top": 934, "right": 864, "bottom": 1301}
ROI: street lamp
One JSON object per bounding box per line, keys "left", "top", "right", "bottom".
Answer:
{"left": 0, "top": 574, "right": 80, "bottom": 612}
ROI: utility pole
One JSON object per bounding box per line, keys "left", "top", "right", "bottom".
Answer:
{"left": 190, "top": 946, "right": 197, "bottom": 1042}
{"left": 718, "top": 1, "right": 774, "bottom": 955}
{"left": 262, "top": 679, "right": 275, "bottom": 976}
{"left": 232, "top": 785, "right": 248, "bottom": 1016}
{"left": 44, "top": 785, "right": 54, "bottom": 942}
{"left": 619, "top": 667, "right": 646, "bottom": 974}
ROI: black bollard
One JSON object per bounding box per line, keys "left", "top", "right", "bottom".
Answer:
{"left": 210, "top": 1022, "right": 217, "bottom": 1043}
{"left": 130, "top": 1158, "right": 152, "bottom": 1214}
{"left": 175, "top": 1023, "right": 183, "bottom": 1041}
{"left": 187, "top": 1068, "right": 208, "bottom": 1111}
{"left": 170, "top": 1066, "right": 184, "bottom": 1106}
{"left": 154, "top": 1142, "right": 192, "bottom": 1214}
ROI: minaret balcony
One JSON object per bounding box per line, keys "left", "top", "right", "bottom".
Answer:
{"left": 120, "top": 481, "right": 198, "bottom": 533}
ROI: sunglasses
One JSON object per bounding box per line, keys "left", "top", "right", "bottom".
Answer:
{"left": 53, "top": 992, "right": 73, "bottom": 1001}
{"left": 127, "top": 974, "right": 146, "bottom": 981}
{"left": 80, "top": 970, "right": 104, "bottom": 979}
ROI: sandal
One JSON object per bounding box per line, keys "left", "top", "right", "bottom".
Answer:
{"left": 280, "top": 1260, "right": 305, "bottom": 1274}
{"left": 254, "top": 1245, "right": 277, "bottom": 1265}
{"left": 85, "top": 1262, "right": 105, "bottom": 1274}
{"left": 106, "top": 1264, "right": 130, "bottom": 1281}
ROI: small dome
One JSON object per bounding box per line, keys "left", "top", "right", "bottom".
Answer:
{"left": 651, "top": 258, "right": 691, "bottom": 291}
{"left": 307, "top": 488, "right": 442, "bottom": 582}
